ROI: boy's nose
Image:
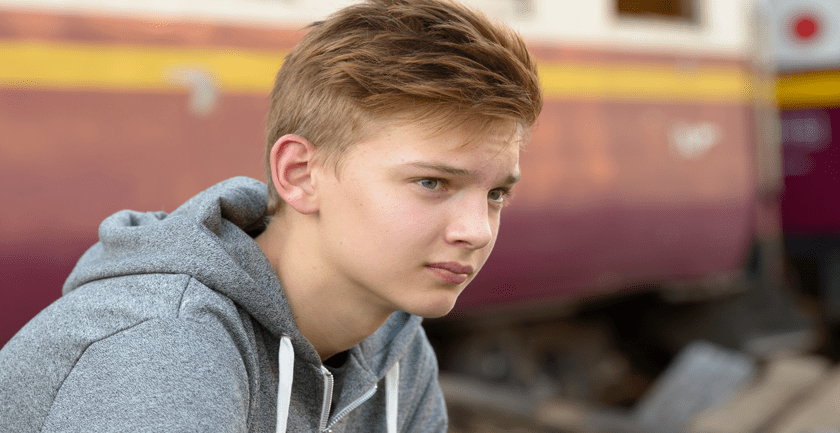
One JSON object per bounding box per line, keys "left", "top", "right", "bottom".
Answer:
{"left": 444, "top": 198, "right": 493, "bottom": 249}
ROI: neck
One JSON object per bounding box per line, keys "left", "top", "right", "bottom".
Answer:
{"left": 255, "top": 213, "right": 393, "bottom": 362}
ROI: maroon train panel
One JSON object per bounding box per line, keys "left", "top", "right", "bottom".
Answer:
{"left": 780, "top": 107, "right": 840, "bottom": 234}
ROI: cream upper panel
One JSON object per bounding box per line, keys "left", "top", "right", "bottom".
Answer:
{"left": 0, "top": 0, "right": 756, "bottom": 56}
{"left": 464, "top": 0, "right": 756, "bottom": 57}
{"left": 0, "top": 0, "right": 357, "bottom": 25}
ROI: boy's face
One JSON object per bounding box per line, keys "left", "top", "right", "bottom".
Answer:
{"left": 312, "top": 121, "right": 520, "bottom": 318}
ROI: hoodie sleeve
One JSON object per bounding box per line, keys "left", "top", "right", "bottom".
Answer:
{"left": 40, "top": 318, "right": 250, "bottom": 433}
{"left": 400, "top": 327, "right": 448, "bottom": 433}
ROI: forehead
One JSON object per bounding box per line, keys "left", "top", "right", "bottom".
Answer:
{"left": 350, "top": 119, "right": 522, "bottom": 162}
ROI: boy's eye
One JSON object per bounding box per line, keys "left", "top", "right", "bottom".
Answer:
{"left": 418, "top": 179, "right": 441, "bottom": 190}
{"left": 488, "top": 188, "right": 509, "bottom": 203}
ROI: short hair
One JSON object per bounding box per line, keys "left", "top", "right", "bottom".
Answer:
{"left": 264, "top": 0, "right": 543, "bottom": 215}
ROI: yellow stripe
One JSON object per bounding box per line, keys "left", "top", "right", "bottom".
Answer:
{"left": 0, "top": 40, "right": 753, "bottom": 102}
{"left": 539, "top": 64, "right": 752, "bottom": 103}
{"left": 776, "top": 71, "right": 840, "bottom": 108}
{"left": 0, "top": 40, "right": 285, "bottom": 93}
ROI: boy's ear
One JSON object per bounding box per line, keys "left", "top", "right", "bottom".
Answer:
{"left": 268, "top": 134, "right": 320, "bottom": 215}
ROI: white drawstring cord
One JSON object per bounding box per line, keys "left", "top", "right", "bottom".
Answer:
{"left": 276, "top": 336, "right": 295, "bottom": 433}
{"left": 275, "top": 337, "right": 399, "bottom": 433}
{"left": 386, "top": 361, "right": 399, "bottom": 433}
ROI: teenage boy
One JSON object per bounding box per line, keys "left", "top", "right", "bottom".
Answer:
{"left": 0, "top": 0, "right": 542, "bottom": 431}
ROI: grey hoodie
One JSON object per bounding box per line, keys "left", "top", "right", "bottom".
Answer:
{"left": 0, "top": 177, "right": 447, "bottom": 432}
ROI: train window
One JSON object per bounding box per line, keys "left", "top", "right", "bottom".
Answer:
{"left": 616, "top": 0, "right": 696, "bottom": 22}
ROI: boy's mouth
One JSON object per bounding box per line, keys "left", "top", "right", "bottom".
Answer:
{"left": 427, "top": 262, "right": 473, "bottom": 274}
{"left": 425, "top": 262, "right": 473, "bottom": 284}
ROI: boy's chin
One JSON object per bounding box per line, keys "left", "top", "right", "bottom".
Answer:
{"left": 405, "top": 297, "right": 459, "bottom": 319}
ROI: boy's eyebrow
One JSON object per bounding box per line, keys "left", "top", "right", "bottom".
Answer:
{"left": 403, "top": 162, "right": 521, "bottom": 185}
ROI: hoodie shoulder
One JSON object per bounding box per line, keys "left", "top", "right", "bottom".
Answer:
{"left": 0, "top": 273, "right": 256, "bottom": 433}
{"left": 0, "top": 273, "right": 189, "bottom": 432}
{"left": 40, "top": 314, "right": 250, "bottom": 433}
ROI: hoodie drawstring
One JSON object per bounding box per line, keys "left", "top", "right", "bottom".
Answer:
{"left": 276, "top": 336, "right": 295, "bottom": 433}
{"left": 275, "top": 337, "right": 400, "bottom": 433}
{"left": 386, "top": 361, "right": 399, "bottom": 433}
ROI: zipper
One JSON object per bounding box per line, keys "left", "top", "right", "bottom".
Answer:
{"left": 323, "top": 384, "right": 378, "bottom": 431}
{"left": 319, "top": 366, "right": 334, "bottom": 432}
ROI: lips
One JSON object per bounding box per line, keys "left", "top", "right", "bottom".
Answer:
{"left": 427, "top": 262, "right": 474, "bottom": 275}
{"left": 426, "top": 262, "right": 474, "bottom": 284}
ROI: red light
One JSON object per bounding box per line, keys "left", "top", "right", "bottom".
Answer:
{"left": 791, "top": 13, "right": 820, "bottom": 42}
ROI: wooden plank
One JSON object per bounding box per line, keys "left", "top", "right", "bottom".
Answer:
{"left": 770, "top": 365, "right": 840, "bottom": 433}
{"left": 535, "top": 398, "right": 592, "bottom": 431}
{"left": 687, "top": 356, "right": 829, "bottom": 433}
{"left": 439, "top": 372, "right": 535, "bottom": 418}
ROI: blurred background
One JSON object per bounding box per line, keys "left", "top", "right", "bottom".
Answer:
{"left": 1, "top": 0, "right": 839, "bottom": 431}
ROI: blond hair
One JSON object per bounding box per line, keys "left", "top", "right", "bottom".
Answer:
{"left": 265, "top": 0, "right": 542, "bottom": 215}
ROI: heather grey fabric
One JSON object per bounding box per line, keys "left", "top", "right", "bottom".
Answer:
{"left": 0, "top": 177, "right": 447, "bottom": 433}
